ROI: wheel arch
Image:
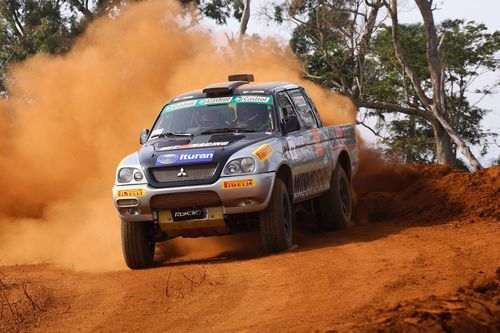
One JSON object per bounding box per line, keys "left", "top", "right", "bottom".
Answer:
{"left": 276, "top": 163, "right": 293, "bottom": 197}
{"left": 337, "top": 150, "right": 352, "bottom": 180}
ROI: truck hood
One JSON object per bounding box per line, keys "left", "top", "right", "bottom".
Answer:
{"left": 139, "top": 132, "right": 275, "bottom": 187}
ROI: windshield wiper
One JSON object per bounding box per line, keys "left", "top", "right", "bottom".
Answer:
{"left": 151, "top": 132, "right": 193, "bottom": 139}
{"left": 200, "top": 127, "right": 256, "bottom": 135}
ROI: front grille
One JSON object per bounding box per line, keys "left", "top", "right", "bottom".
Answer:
{"left": 151, "top": 191, "right": 222, "bottom": 209}
{"left": 150, "top": 163, "right": 218, "bottom": 183}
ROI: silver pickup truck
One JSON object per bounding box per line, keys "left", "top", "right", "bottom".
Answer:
{"left": 113, "top": 74, "right": 359, "bottom": 269}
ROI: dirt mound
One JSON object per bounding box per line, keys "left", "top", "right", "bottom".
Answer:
{"left": 354, "top": 160, "right": 499, "bottom": 224}
{"left": 343, "top": 269, "right": 500, "bottom": 333}
{"left": 0, "top": 270, "right": 52, "bottom": 332}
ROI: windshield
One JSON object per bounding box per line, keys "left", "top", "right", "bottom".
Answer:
{"left": 149, "top": 95, "right": 275, "bottom": 139}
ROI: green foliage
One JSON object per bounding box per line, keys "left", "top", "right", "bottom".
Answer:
{"left": 370, "top": 20, "right": 499, "bottom": 163}
{"left": 179, "top": 0, "right": 243, "bottom": 24}
{"left": 275, "top": 1, "right": 499, "bottom": 164}
{"left": 0, "top": 0, "right": 242, "bottom": 95}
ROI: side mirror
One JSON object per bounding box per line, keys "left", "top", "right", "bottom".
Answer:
{"left": 283, "top": 115, "right": 300, "bottom": 135}
{"left": 139, "top": 128, "right": 150, "bottom": 144}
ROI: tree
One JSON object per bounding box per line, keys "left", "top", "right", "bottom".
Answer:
{"left": 272, "top": 0, "right": 499, "bottom": 170}
{"left": 369, "top": 20, "right": 499, "bottom": 164}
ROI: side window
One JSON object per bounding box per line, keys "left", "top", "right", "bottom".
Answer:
{"left": 277, "top": 92, "right": 299, "bottom": 126}
{"left": 303, "top": 90, "right": 323, "bottom": 127}
{"left": 289, "top": 90, "right": 318, "bottom": 129}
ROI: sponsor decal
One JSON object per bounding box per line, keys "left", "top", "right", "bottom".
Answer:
{"left": 253, "top": 144, "right": 273, "bottom": 162}
{"left": 159, "top": 141, "right": 229, "bottom": 151}
{"left": 156, "top": 154, "right": 179, "bottom": 165}
{"left": 117, "top": 189, "right": 146, "bottom": 197}
{"left": 174, "top": 209, "right": 202, "bottom": 218}
{"left": 171, "top": 207, "right": 205, "bottom": 221}
{"left": 156, "top": 150, "right": 215, "bottom": 165}
{"left": 293, "top": 95, "right": 307, "bottom": 107}
{"left": 163, "top": 100, "right": 197, "bottom": 112}
{"left": 222, "top": 178, "right": 256, "bottom": 189}
{"left": 199, "top": 97, "right": 233, "bottom": 105}
{"left": 235, "top": 95, "right": 272, "bottom": 104}
{"left": 163, "top": 95, "right": 273, "bottom": 114}
{"left": 311, "top": 129, "right": 325, "bottom": 157}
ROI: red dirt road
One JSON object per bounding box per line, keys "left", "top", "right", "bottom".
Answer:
{"left": 1, "top": 165, "right": 499, "bottom": 332}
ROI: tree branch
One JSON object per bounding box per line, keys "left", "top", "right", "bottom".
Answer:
{"left": 358, "top": 100, "right": 434, "bottom": 121}
{"left": 386, "top": 0, "right": 432, "bottom": 108}
{"left": 67, "top": 0, "right": 94, "bottom": 20}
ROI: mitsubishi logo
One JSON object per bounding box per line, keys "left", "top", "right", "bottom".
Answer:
{"left": 177, "top": 167, "right": 188, "bottom": 177}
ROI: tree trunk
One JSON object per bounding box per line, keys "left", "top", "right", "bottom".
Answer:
{"left": 239, "top": 0, "right": 250, "bottom": 39}
{"left": 431, "top": 121, "right": 455, "bottom": 165}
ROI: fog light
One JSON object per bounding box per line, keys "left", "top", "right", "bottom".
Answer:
{"left": 117, "top": 198, "right": 139, "bottom": 207}
{"left": 134, "top": 171, "right": 143, "bottom": 181}
{"left": 237, "top": 198, "right": 257, "bottom": 207}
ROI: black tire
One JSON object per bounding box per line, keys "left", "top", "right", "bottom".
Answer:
{"left": 259, "top": 178, "right": 293, "bottom": 253}
{"left": 121, "top": 220, "right": 155, "bottom": 269}
{"left": 315, "top": 164, "right": 353, "bottom": 230}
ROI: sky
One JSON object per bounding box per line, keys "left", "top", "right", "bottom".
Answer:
{"left": 205, "top": 0, "right": 500, "bottom": 166}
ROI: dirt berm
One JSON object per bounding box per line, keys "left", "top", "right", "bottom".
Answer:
{"left": 1, "top": 162, "right": 499, "bottom": 332}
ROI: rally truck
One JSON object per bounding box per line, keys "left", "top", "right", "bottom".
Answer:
{"left": 113, "top": 74, "right": 359, "bottom": 269}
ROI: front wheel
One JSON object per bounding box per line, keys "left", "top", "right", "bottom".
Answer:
{"left": 259, "top": 178, "right": 293, "bottom": 253}
{"left": 121, "top": 220, "right": 155, "bottom": 269}
{"left": 315, "top": 164, "right": 353, "bottom": 230}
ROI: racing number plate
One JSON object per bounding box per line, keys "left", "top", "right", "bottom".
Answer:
{"left": 171, "top": 207, "right": 206, "bottom": 222}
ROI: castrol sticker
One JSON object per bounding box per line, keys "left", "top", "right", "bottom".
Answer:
{"left": 234, "top": 95, "right": 271, "bottom": 104}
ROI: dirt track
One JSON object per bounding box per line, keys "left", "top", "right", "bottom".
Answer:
{"left": 1, "top": 164, "right": 499, "bottom": 332}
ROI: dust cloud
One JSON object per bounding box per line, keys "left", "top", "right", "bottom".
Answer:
{"left": 0, "top": 0, "right": 356, "bottom": 271}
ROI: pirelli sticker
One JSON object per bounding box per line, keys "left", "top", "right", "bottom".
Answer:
{"left": 117, "top": 189, "right": 146, "bottom": 197}
{"left": 222, "top": 178, "right": 256, "bottom": 190}
{"left": 253, "top": 144, "right": 273, "bottom": 163}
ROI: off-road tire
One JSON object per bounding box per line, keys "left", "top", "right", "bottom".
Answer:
{"left": 121, "top": 220, "right": 155, "bottom": 269}
{"left": 315, "top": 164, "right": 353, "bottom": 230}
{"left": 259, "top": 178, "right": 293, "bottom": 253}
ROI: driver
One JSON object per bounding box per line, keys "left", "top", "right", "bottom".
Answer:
{"left": 193, "top": 106, "right": 232, "bottom": 130}
{"left": 236, "top": 104, "right": 270, "bottom": 132}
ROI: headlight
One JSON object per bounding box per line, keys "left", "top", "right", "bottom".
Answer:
{"left": 225, "top": 157, "right": 255, "bottom": 175}
{"left": 117, "top": 167, "right": 144, "bottom": 183}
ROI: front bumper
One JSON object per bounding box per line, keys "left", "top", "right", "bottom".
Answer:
{"left": 112, "top": 172, "right": 276, "bottom": 222}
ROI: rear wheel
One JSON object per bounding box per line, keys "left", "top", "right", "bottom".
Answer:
{"left": 259, "top": 178, "right": 293, "bottom": 253}
{"left": 121, "top": 220, "right": 155, "bottom": 269}
{"left": 315, "top": 164, "right": 352, "bottom": 230}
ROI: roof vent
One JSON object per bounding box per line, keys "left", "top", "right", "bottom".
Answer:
{"left": 228, "top": 74, "right": 254, "bottom": 82}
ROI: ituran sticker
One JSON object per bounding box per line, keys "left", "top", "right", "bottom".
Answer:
{"left": 159, "top": 141, "right": 229, "bottom": 151}
{"left": 156, "top": 150, "right": 215, "bottom": 166}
